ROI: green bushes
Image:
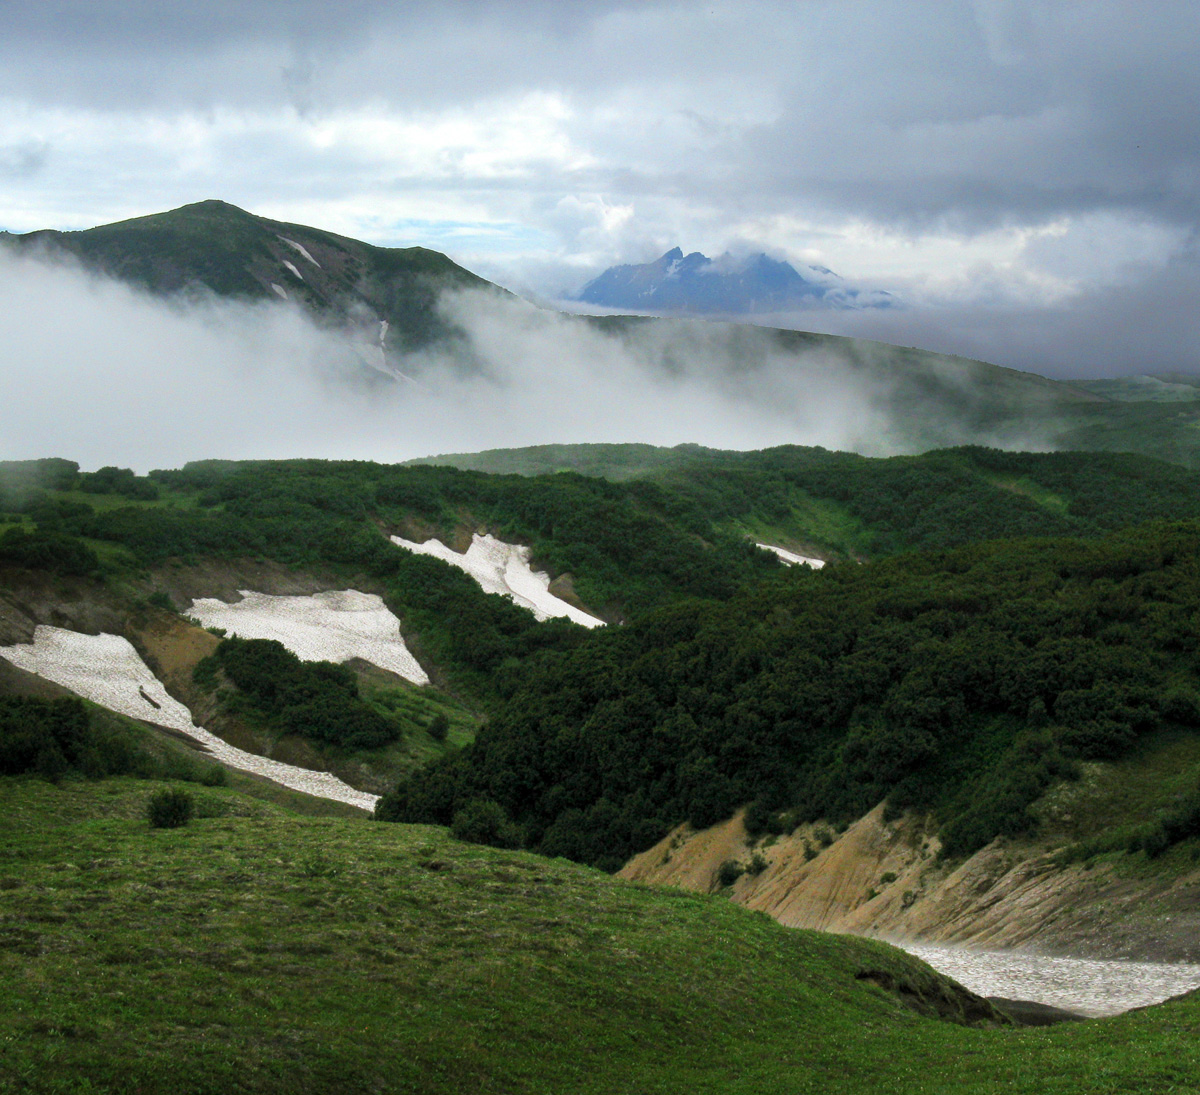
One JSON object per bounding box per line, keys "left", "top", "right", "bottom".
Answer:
{"left": 0, "top": 527, "right": 99, "bottom": 575}
{"left": 196, "top": 637, "right": 402, "bottom": 751}
{"left": 383, "top": 522, "right": 1200, "bottom": 869}
{"left": 450, "top": 799, "right": 520, "bottom": 849}
{"left": 146, "top": 788, "right": 194, "bottom": 828}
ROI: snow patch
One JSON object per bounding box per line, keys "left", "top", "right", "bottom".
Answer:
{"left": 0, "top": 627, "right": 378, "bottom": 810}
{"left": 756, "top": 543, "right": 825, "bottom": 569}
{"left": 282, "top": 259, "right": 304, "bottom": 282}
{"left": 390, "top": 533, "right": 604, "bottom": 628}
{"left": 278, "top": 236, "right": 321, "bottom": 268}
{"left": 270, "top": 283, "right": 288, "bottom": 300}
{"left": 186, "top": 589, "right": 429, "bottom": 686}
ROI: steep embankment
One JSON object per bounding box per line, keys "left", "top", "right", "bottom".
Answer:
{"left": 621, "top": 800, "right": 1200, "bottom": 963}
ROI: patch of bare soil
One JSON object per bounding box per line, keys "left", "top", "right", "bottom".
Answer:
{"left": 620, "top": 805, "right": 1200, "bottom": 963}
{"left": 150, "top": 558, "right": 390, "bottom": 610}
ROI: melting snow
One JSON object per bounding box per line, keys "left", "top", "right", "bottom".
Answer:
{"left": 391, "top": 533, "right": 604, "bottom": 628}
{"left": 0, "top": 627, "right": 378, "bottom": 810}
{"left": 282, "top": 259, "right": 304, "bottom": 282}
{"left": 270, "top": 283, "right": 288, "bottom": 300}
{"left": 185, "top": 589, "right": 429, "bottom": 686}
{"left": 756, "top": 543, "right": 825, "bottom": 569}
{"left": 901, "top": 942, "right": 1200, "bottom": 1018}
{"left": 278, "top": 236, "right": 321, "bottom": 268}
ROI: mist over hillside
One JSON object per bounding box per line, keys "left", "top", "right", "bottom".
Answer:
{"left": 0, "top": 215, "right": 1098, "bottom": 472}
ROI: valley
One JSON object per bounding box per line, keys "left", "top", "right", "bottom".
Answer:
{"left": 4, "top": 225, "right": 1200, "bottom": 1086}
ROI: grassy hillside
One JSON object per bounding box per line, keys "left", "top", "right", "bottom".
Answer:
{"left": 4, "top": 199, "right": 500, "bottom": 350}
{"left": 3, "top": 774, "right": 1200, "bottom": 1094}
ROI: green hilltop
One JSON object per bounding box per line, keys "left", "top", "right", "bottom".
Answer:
{"left": 2, "top": 774, "right": 1199, "bottom": 1094}
{"left": 5, "top": 199, "right": 499, "bottom": 351}
{"left": 16, "top": 200, "right": 1200, "bottom": 461}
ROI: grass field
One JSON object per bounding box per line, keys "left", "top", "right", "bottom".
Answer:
{"left": 2, "top": 776, "right": 1199, "bottom": 1094}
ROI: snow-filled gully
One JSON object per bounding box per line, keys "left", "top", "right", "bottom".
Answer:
{"left": 185, "top": 589, "right": 429, "bottom": 685}
{"left": 0, "top": 626, "right": 378, "bottom": 811}
{"left": 390, "top": 532, "right": 604, "bottom": 628}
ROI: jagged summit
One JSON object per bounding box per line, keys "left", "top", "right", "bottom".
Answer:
{"left": 573, "top": 247, "right": 890, "bottom": 314}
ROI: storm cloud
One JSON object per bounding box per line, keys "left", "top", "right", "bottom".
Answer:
{"left": 1, "top": 1, "right": 1198, "bottom": 379}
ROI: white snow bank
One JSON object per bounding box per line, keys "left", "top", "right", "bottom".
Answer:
{"left": 282, "top": 259, "right": 304, "bottom": 282}
{"left": 756, "top": 543, "right": 825, "bottom": 569}
{"left": 0, "top": 626, "right": 378, "bottom": 810}
{"left": 186, "top": 589, "right": 429, "bottom": 686}
{"left": 278, "top": 236, "right": 321, "bottom": 268}
{"left": 270, "top": 283, "right": 288, "bottom": 300}
{"left": 391, "top": 533, "right": 604, "bottom": 628}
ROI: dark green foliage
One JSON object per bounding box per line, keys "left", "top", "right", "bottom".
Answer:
{"left": 0, "top": 458, "right": 79, "bottom": 508}
{"left": 0, "top": 697, "right": 218, "bottom": 784}
{"left": 717, "top": 860, "right": 745, "bottom": 887}
{"left": 1, "top": 697, "right": 97, "bottom": 779}
{"left": 450, "top": 799, "right": 520, "bottom": 848}
{"left": 78, "top": 465, "right": 159, "bottom": 500}
{"left": 198, "top": 637, "right": 402, "bottom": 751}
{"left": 428, "top": 713, "right": 450, "bottom": 742}
{"left": 1129, "top": 789, "right": 1200, "bottom": 858}
{"left": 383, "top": 521, "right": 1200, "bottom": 868}
{"left": 0, "top": 527, "right": 98, "bottom": 575}
{"left": 146, "top": 787, "right": 194, "bottom": 829}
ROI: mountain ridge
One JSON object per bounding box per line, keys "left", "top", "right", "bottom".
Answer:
{"left": 3, "top": 198, "right": 503, "bottom": 355}
{"left": 572, "top": 245, "right": 891, "bottom": 314}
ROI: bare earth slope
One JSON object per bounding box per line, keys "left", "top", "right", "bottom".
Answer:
{"left": 621, "top": 805, "right": 1200, "bottom": 963}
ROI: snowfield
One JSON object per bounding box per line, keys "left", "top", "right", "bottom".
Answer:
{"left": 390, "top": 533, "right": 604, "bottom": 628}
{"left": 0, "top": 627, "right": 378, "bottom": 810}
{"left": 756, "top": 543, "right": 825, "bottom": 568}
{"left": 185, "top": 589, "right": 429, "bottom": 685}
{"left": 278, "top": 235, "right": 321, "bottom": 268}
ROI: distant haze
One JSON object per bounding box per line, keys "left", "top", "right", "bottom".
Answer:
{"left": 0, "top": 250, "right": 1060, "bottom": 472}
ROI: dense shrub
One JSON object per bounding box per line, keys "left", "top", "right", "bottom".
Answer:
{"left": 197, "top": 637, "right": 402, "bottom": 751}
{"left": 384, "top": 522, "right": 1200, "bottom": 868}
{"left": 146, "top": 788, "right": 194, "bottom": 829}
{"left": 0, "top": 527, "right": 99, "bottom": 575}
{"left": 450, "top": 799, "right": 520, "bottom": 848}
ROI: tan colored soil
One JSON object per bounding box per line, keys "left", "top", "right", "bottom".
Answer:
{"left": 620, "top": 805, "right": 1200, "bottom": 963}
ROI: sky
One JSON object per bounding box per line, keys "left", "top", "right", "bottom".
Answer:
{"left": 1, "top": 0, "right": 1198, "bottom": 377}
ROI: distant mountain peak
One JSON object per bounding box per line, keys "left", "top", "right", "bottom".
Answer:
{"left": 573, "top": 247, "right": 890, "bottom": 315}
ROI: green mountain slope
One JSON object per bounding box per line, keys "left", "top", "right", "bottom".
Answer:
{"left": 5, "top": 201, "right": 1147, "bottom": 457}
{"left": 410, "top": 443, "right": 1200, "bottom": 560}
{"left": 382, "top": 520, "right": 1200, "bottom": 870}
{"left": 8, "top": 451, "right": 1200, "bottom": 876}
{"left": 3, "top": 775, "right": 1200, "bottom": 1095}
{"left": 4, "top": 199, "right": 500, "bottom": 351}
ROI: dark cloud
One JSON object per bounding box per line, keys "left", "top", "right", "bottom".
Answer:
{"left": 787, "top": 243, "right": 1200, "bottom": 379}
{"left": 2, "top": 1, "right": 1199, "bottom": 378}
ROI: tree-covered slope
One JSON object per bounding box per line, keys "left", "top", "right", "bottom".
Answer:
{"left": 410, "top": 443, "right": 1200, "bottom": 559}
{"left": 7, "top": 448, "right": 1200, "bottom": 699}
{"left": 380, "top": 520, "right": 1200, "bottom": 869}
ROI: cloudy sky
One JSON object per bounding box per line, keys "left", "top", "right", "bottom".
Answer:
{"left": 2, "top": 0, "right": 1198, "bottom": 377}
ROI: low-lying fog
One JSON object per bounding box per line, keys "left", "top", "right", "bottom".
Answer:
{"left": 0, "top": 248, "right": 1048, "bottom": 472}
